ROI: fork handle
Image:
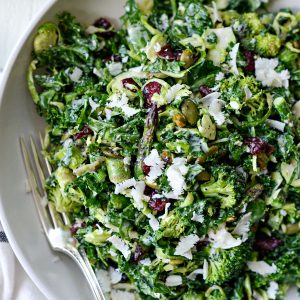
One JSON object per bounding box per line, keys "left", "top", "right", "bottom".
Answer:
{"left": 64, "top": 246, "right": 106, "bottom": 300}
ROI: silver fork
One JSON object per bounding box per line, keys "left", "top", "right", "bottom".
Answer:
{"left": 20, "top": 135, "right": 106, "bottom": 300}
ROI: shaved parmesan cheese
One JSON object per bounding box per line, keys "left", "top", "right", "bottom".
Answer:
{"left": 203, "top": 259, "right": 209, "bottom": 280}
{"left": 95, "top": 269, "right": 111, "bottom": 293}
{"left": 165, "top": 275, "right": 183, "bottom": 287}
{"left": 69, "top": 67, "right": 82, "bottom": 82}
{"left": 191, "top": 212, "right": 204, "bottom": 223}
{"left": 200, "top": 92, "right": 225, "bottom": 125}
{"left": 111, "top": 290, "right": 135, "bottom": 300}
{"left": 105, "top": 108, "right": 112, "bottom": 120}
{"left": 108, "top": 236, "right": 131, "bottom": 260}
{"left": 93, "top": 67, "right": 104, "bottom": 78}
{"left": 166, "top": 157, "right": 188, "bottom": 197}
{"left": 147, "top": 213, "right": 160, "bottom": 231}
{"left": 208, "top": 224, "right": 242, "bottom": 249}
{"left": 255, "top": 58, "right": 290, "bottom": 88}
{"left": 144, "top": 149, "right": 166, "bottom": 182}
{"left": 247, "top": 261, "right": 277, "bottom": 276}
{"left": 232, "top": 212, "right": 252, "bottom": 241}
{"left": 130, "top": 181, "right": 146, "bottom": 210}
{"left": 244, "top": 86, "right": 252, "bottom": 100}
{"left": 174, "top": 234, "right": 200, "bottom": 260}
{"left": 89, "top": 98, "right": 100, "bottom": 112}
{"left": 107, "top": 62, "right": 123, "bottom": 76}
{"left": 267, "top": 281, "right": 279, "bottom": 299}
{"left": 229, "top": 43, "right": 240, "bottom": 75}
{"left": 107, "top": 93, "right": 140, "bottom": 117}
{"left": 109, "top": 267, "right": 122, "bottom": 284}
{"left": 123, "top": 156, "right": 131, "bottom": 166}
{"left": 159, "top": 203, "right": 171, "bottom": 220}
{"left": 187, "top": 269, "right": 204, "bottom": 280}
{"left": 215, "top": 72, "right": 224, "bottom": 81}
{"left": 211, "top": 1, "right": 222, "bottom": 24}
{"left": 266, "top": 119, "right": 285, "bottom": 132}
{"left": 140, "top": 258, "right": 152, "bottom": 266}
{"left": 115, "top": 178, "right": 136, "bottom": 194}
{"left": 165, "top": 84, "right": 191, "bottom": 103}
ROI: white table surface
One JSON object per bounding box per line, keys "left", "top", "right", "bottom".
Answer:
{"left": 0, "top": 1, "right": 47, "bottom": 298}
{"left": 0, "top": 0, "right": 46, "bottom": 70}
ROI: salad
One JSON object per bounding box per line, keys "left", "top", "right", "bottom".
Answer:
{"left": 28, "top": 0, "right": 300, "bottom": 299}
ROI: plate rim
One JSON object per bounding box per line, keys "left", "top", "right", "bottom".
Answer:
{"left": 0, "top": 0, "right": 58, "bottom": 298}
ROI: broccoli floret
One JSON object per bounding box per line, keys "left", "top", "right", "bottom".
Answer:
{"left": 159, "top": 210, "right": 186, "bottom": 238}
{"left": 279, "top": 48, "right": 299, "bottom": 70}
{"left": 255, "top": 33, "right": 281, "bottom": 57}
{"left": 220, "top": 76, "right": 264, "bottom": 116}
{"left": 201, "top": 165, "right": 245, "bottom": 208}
{"left": 242, "top": 13, "right": 265, "bottom": 35}
{"left": 205, "top": 244, "right": 251, "bottom": 285}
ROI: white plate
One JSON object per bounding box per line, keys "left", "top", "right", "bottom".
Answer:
{"left": 0, "top": 0, "right": 298, "bottom": 299}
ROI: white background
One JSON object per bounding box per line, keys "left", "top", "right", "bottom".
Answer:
{"left": 0, "top": 0, "right": 46, "bottom": 70}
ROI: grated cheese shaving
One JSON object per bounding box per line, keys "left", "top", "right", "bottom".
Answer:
{"left": 108, "top": 236, "right": 131, "bottom": 260}
{"left": 247, "top": 261, "right": 277, "bottom": 276}
{"left": 174, "top": 234, "right": 200, "bottom": 260}
{"left": 208, "top": 224, "right": 242, "bottom": 249}
{"left": 255, "top": 58, "right": 290, "bottom": 88}
{"left": 165, "top": 275, "right": 183, "bottom": 287}
{"left": 144, "top": 149, "right": 166, "bottom": 183}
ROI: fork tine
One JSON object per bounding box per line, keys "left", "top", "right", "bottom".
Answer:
{"left": 30, "top": 135, "right": 65, "bottom": 229}
{"left": 30, "top": 135, "right": 46, "bottom": 187}
{"left": 20, "top": 137, "right": 53, "bottom": 235}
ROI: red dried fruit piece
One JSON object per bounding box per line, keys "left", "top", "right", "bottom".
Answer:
{"left": 103, "top": 54, "right": 122, "bottom": 63}
{"left": 143, "top": 81, "right": 162, "bottom": 108}
{"left": 133, "top": 245, "right": 144, "bottom": 262}
{"left": 158, "top": 44, "right": 176, "bottom": 61}
{"left": 255, "top": 236, "right": 282, "bottom": 253}
{"left": 74, "top": 125, "right": 93, "bottom": 140}
{"left": 244, "top": 51, "right": 255, "bottom": 72}
{"left": 93, "top": 18, "right": 111, "bottom": 30}
{"left": 244, "top": 137, "right": 274, "bottom": 155}
{"left": 199, "top": 85, "right": 213, "bottom": 97}
{"left": 149, "top": 199, "right": 168, "bottom": 212}
{"left": 122, "top": 78, "right": 140, "bottom": 92}
{"left": 142, "top": 163, "right": 151, "bottom": 175}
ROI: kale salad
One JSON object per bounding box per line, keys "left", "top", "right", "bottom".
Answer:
{"left": 28, "top": 0, "right": 300, "bottom": 299}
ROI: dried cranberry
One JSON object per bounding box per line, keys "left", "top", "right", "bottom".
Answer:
{"left": 143, "top": 81, "right": 162, "bottom": 108}
{"left": 244, "top": 138, "right": 274, "bottom": 155}
{"left": 158, "top": 44, "right": 176, "bottom": 61}
{"left": 103, "top": 54, "right": 122, "bottom": 63}
{"left": 196, "top": 239, "right": 209, "bottom": 249}
{"left": 144, "top": 185, "right": 155, "bottom": 196}
{"left": 244, "top": 51, "right": 255, "bottom": 72}
{"left": 70, "top": 222, "right": 86, "bottom": 235}
{"left": 122, "top": 78, "right": 140, "bottom": 92}
{"left": 74, "top": 125, "right": 93, "bottom": 140}
{"left": 133, "top": 245, "right": 144, "bottom": 262}
{"left": 149, "top": 199, "right": 168, "bottom": 212}
{"left": 255, "top": 236, "right": 282, "bottom": 253}
{"left": 142, "top": 163, "right": 151, "bottom": 175}
{"left": 199, "top": 85, "right": 213, "bottom": 97}
{"left": 93, "top": 17, "right": 111, "bottom": 30}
